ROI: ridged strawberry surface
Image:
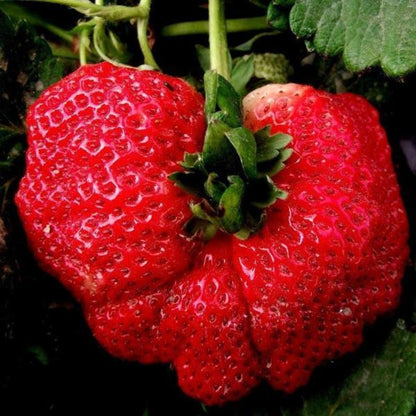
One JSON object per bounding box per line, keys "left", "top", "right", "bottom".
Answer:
{"left": 16, "top": 63, "right": 409, "bottom": 405}
{"left": 240, "top": 84, "right": 409, "bottom": 391}
{"left": 16, "top": 62, "right": 206, "bottom": 303}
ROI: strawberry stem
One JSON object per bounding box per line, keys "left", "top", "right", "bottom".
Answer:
{"left": 79, "top": 28, "right": 90, "bottom": 65}
{"left": 209, "top": 0, "right": 230, "bottom": 80}
{"left": 34, "top": 0, "right": 148, "bottom": 21}
{"left": 92, "top": 0, "right": 115, "bottom": 65}
{"left": 170, "top": 72, "right": 292, "bottom": 240}
{"left": 161, "top": 16, "right": 270, "bottom": 37}
{"left": 29, "top": 0, "right": 159, "bottom": 68}
{"left": 170, "top": 0, "right": 294, "bottom": 240}
{"left": 136, "top": 0, "right": 159, "bottom": 69}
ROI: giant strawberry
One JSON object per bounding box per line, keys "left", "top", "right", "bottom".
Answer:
{"left": 15, "top": 62, "right": 409, "bottom": 406}
{"left": 239, "top": 83, "right": 409, "bottom": 391}
{"left": 15, "top": 62, "right": 206, "bottom": 303}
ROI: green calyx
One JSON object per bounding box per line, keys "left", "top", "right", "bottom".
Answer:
{"left": 170, "top": 70, "right": 292, "bottom": 240}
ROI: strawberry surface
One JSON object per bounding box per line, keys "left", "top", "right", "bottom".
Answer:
{"left": 241, "top": 84, "right": 409, "bottom": 391}
{"left": 15, "top": 64, "right": 409, "bottom": 405}
{"left": 16, "top": 62, "right": 206, "bottom": 304}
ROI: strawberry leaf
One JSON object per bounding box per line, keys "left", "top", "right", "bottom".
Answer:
{"left": 280, "top": 320, "right": 416, "bottom": 416}
{"left": 219, "top": 175, "right": 245, "bottom": 233}
{"left": 204, "top": 70, "right": 242, "bottom": 127}
{"left": 248, "top": 176, "right": 284, "bottom": 208}
{"left": 202, "top": 117, "right": 241, "bottom": 176}
{"left": 267, "top": 2, "right": 289, "bottom": 30}
{"left": 232, "top": 31, "right": 281, "bottom": 53}
{"left": 171, "top": 71, "right": 292, "bottom": 239}
{"left": 290, "top": 0, "right": 416, "bottom": 76}
{"left": 225, "top": 127, "right": 257, "bottom": 179}
{"left": 230, "top": 54, "right": 254, "bottom": 96}
{"left": 196, "top": 44, "right": 212, "bottom": 72}
{"left": 205, "top": 173, "right": 227, "bottom": 204}
{"left": 256, "top": 129, "right": 292, "bottom": 162}
{"left": 168, "top": 170, "right": 206, "bottom": 198}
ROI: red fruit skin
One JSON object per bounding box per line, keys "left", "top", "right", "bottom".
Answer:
{"left": 15, "top": 62, "right": 206, "bottom": 305}
{"left": 16, "top": 69, "right": 409, "bottom": 406}
{"left": 86, "top": 236, "right": 262, "bottom": 405}
{"left": 168, "top": 236, "right": 262, "bottom": 405}
{"left": 240, "top": 84, "right": 409, "bottom": 391}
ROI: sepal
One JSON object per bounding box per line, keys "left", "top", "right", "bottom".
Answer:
{"left": 170, "top": 71, "right": 292, "bottom": 240}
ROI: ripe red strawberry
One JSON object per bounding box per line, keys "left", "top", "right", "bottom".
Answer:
{"left": 16, "top": 64, "right": 409, "bottom": 406}
{"left": 240, "top": 83, "right": 409, "bottom": 391}
{"left": 15, "top": 61, "right": 206, "bottom": 304}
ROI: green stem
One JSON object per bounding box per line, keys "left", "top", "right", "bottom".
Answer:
{"left": 79, "top": 29, "right": 90, "bottom": 65}
{"left": 49, "top": 44, "right": 80, "bottom": 60}
{"left": 136, "top": 0, "right": 159, "bottom": 69}
{"left": 34, "top": 0, "right": 148, "bottom": 21}
{"left": 36, "top": 21, "right": 74, "bottom": 43}
{"left": 162, "top": 16, "right": 269, "bottom": 37}
{"left": 92, "top": 0, "right": 112, "bottom": 64}
{"left": 209, "top": 0, "right": 229, "bottom": 80}
{"left": 52, "top": 49, "right": 80, "bottom": 60}
{"left": 92, "top": 0, "right": 119, "bottom": 65}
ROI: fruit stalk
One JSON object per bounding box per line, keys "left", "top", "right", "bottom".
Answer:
{"left": 79, "top": 28, "right": 90, "bottom": 65}
{"left": 161, "top": 16, "right": 270, "bottom": 36}
{"left": 92, "top": 0, "right": 111, "bottom": 64}
{"left": 34, "top": 0, "right": 148, "bottom": 21}
{"left": 208, "top": 0, "right": 229, "bottom": 80}
{"left": 136, "top": 0, "right": 159, "bottom": 69}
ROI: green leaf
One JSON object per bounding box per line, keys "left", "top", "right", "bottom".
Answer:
{"left": 204, "top": 70, "right": 242, "bottom": 127}
{"left": 225, "top": 127, "right": 257, "bottom": 179}
{"left": 28, "top": 345, "right": 49, "bottom": 366}
{"left": 205, "top": 173, "right": 227, "bottom": 204}
{"left": 280, "top": 320, "right": 416, "bottom": 416}
{"left": 248, "top": 176, "right": 283, "bottom": 208}
{"left": 188, "top": 202, "right": 222, "bottom": 240}
{"left": 202, "top": 118, "right": 240, "bottom": 176}
{"left": 179, "top": 152, "right": 206, "bottom": 173}
{"left": 232, "top": 31, "right": 281, "bottom": 53}
{"left": 290, "top": 0, "right": 416, "bottom": 76}
{"left": 171, "top": 71, "right": 292, "bottom": 239}
{"left": 39, "top": 57, "right": 65, "bottom": 88}
{"left": 256, "top": 129, "right": 292, "bottom": 162}
{"left": 203, "top": 70, "right": 219, "bottom": 118}
{"left": 196, "top": 44, "right": 211, "bottom": 72}
{"left": 230, "top": 54, "right": 254, "bottom": 96}
{"left": 168, "top": 171, "right": 206, "bottom": 198}
{"left": 0, "top": 1, "right": 73, "bottom": 44}
{"left": 267, "top": 3, "right": 289, "bottom": 30}
{"left": 219, "top": 176, "right": 245, "bottom": 233}
{"left": 216, "top": 74, "right": 242, "bottom": 127}
{"left": 255, "top": 128, "right": 293, "bottom": 177}
{"left": 258, "top": 147, "right": 293, "bottom": 177}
